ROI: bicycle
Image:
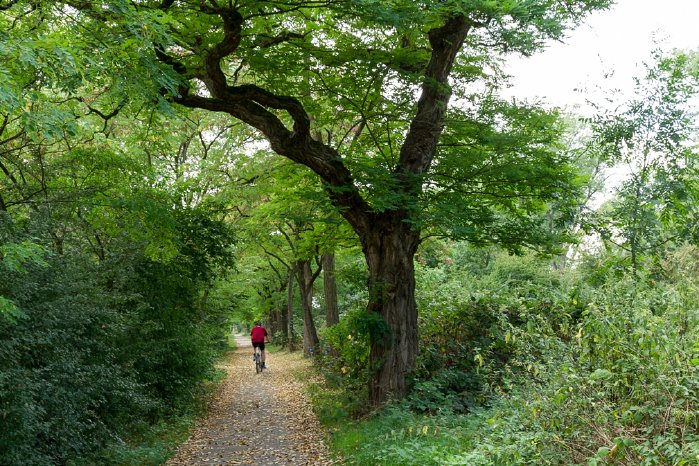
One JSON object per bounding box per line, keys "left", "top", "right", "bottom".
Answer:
{"left": 253, "top": 346, "right": 264, "bottom": 373}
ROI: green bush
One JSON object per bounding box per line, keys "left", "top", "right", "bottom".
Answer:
{"left": 0, "top": 254, "right": 153, "bottom": 465}
{"left": 0, "top": 206, "right": 235, "bottom": 465}
{"left": 319, "top": 246, "right": 699, "bottom": 465}
{"left": 329, "top": 406, "right": 483, "bottom": 466}
{"left": 444, "top": 276, "right": 699, "bottom": 465}
{"left": 412, "top": 253, "right": 573, "bottom": 411}
{"left": 316, "top": 308, "right": 389, "bottom": 412}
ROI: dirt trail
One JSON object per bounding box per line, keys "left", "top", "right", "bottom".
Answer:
{"left": 167, "top": 336, "right": 334, "bottom": 466}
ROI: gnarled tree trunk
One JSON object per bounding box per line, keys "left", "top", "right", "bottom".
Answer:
{"left": 363, "top": 219, "right": 421, "bottom": 401}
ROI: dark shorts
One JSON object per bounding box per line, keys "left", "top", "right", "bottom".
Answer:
{"left": 252, "top": 341, "right": 265, "bottom": 351}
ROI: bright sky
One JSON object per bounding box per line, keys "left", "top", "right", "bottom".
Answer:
{"left": 504, "top": 0, "right": 699, "bottom": 112}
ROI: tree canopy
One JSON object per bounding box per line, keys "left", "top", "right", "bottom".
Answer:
{"left": 3, "top": 2, "right": 699, "bottom": 464}
{"left": 2, "top": 0, "right": 613, "bottom": 403}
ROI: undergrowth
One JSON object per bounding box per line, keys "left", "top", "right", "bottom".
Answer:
{"left": 306, "top": 250, "right": 699, "bottom": 465}
{"left": 74, "top": 346, "right": 232, "bottom": 466}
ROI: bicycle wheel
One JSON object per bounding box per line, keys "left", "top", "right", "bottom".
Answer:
{"left": 254, "top": 351, "right": 261, "bottom": 373}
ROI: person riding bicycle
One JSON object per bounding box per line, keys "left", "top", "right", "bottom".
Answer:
{"left": 250, "top": 322, "right": 270, "bottom": 369}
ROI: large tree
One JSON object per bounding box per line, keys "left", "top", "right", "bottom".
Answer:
{"left": 4, "top": 0, "right": 612, "bottom": 403}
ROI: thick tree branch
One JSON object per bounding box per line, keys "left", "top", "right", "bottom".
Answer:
{"left": 311, "top": 254, "right": 322, "bottom": 282}
{"left": 224, "top": 84, "right": 311, "bottom": 136}
{"left": 177, "top": 93, "right": 374, "bottom": 234}
{"left": 202, "top": 8, "right": 244, "bottom": 94}
{"left": 165, "top": 3, "right": 390, "bottom": 236}
{"left": 253, "top": 31, "right": 306, "bottom": 49}
{"left": 183, "top": 6, "right": 313, "bottom": 146}
{"left": 396, "top": 15, "right": 471, "bottom": 178}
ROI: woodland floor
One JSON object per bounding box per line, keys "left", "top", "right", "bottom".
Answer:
{"left": 166, "top": 336, "right": 335, "bottom": 466}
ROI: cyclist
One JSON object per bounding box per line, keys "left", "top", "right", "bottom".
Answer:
{"left": 250, "top": 321, "right": 270, "bottom": 369}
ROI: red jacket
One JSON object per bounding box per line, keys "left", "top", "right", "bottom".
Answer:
{"left": 251, "top": 325, "right": 268, "bottom": 343}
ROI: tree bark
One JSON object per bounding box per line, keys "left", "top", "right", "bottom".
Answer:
{"left": 200, "top": 286, "right": 210, "bottom": 311}
{"left": 362, "top": 218, "right": 421, "bottom": 401}
{"left": 268, "top": 306, "right": 280, "bottom": 336}
{"left": 287, "top": 271, "right": 296, "bottom": 351}
{"left": 297, "top": 259, "right": 320, "bottom": 356}
{"left": 322, "top": 252, "right": 339, "bottom": 326}
{"left": 279, "top": 303, "right": 288, "bottom": 342}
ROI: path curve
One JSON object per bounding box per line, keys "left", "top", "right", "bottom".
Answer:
{"left": 167, "top": 336, "right": 334, "bottom": 465}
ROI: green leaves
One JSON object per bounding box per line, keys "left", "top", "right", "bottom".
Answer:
{"left": 589, "top": 368, "right": 613, "bottom": 381}
{"left": 591, "top": 50, "right": 699, "bottom": 274}
{"left": 0, "top": 241, "right": 46, "bottom": 321}
{"left": 425, "top": 97, "right": 579, "bottom": 253}
{"left": 0, "top": 296, "right": 24, "bottom": 321}
{"left": 0, "top": 241, "right": 46, "bottom": 273}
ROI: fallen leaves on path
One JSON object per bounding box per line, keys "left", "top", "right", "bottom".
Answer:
{"left": 167, "top": 338, "right": 336, "bottom": 466}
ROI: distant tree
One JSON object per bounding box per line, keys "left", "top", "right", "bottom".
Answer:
{"left": 592, "top": 51, "right": 699, "bottom": 276}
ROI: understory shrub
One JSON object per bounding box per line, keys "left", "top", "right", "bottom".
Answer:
{"left": 0, "top": 254, "right": 153, "bottom": 465}
{"left": 412, "top": 253, "right": 574, "bottom": 412}
{"left": 443, "top": 276, "right": 699, "bottom": 465}
{"left": 0, "top": 207, "right": 235, "bottom": 465}
{"left": 319, "top": 247, "right": 699, "bottom": 465}
{"left": 316, "top": 308, "right": 384, "bottom": 412}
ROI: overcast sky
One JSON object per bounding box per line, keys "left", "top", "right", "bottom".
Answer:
{"left": 503, "top": 0, "right": 699, "bottom": 112}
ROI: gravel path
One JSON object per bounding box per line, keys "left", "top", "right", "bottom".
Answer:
{"left": 166, "top": 336, "right": 334, "bottom": 466}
